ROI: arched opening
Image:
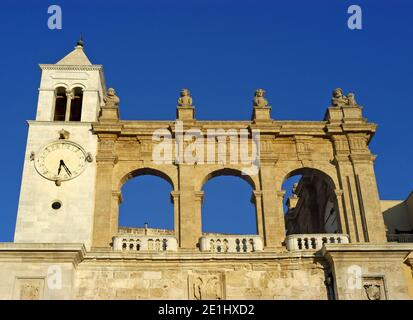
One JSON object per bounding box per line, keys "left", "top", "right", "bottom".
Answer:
{"left": 201, "top": 169, "right": 257, "bottom": 235}
{"left": 53, "top": 87, "right": 67, "bottom": 121}
{"left": 119, "top": 171, "right": 174, "bottom": 234}
{"left": 69, "top": 87, "right": 83, "bottom": 121}
{"left": 282, "top": 168, "right": 339, "bottom": 235}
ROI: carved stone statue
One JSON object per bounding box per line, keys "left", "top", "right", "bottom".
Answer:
{"left": 103, "top": 88, "right": 120, "bottom": 108}
{"left": 253, "top": 89, "right": 269, "bottom": 107}
{"left": 331, "top": 88, "right": 349, "bottom": 107}
{"left": 177, "top": 88, "right": 193, "bottom": 107}
{"left": 347, "top": 92, "right": 358, "bottom": 107}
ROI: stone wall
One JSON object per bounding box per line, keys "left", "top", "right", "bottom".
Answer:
{"left": 0, "top": 243, "right": 412, "bottom": 300}
{"left": 73, "top": 254, "right": 330, "bottom": 300}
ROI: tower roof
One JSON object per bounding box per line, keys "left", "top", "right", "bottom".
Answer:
{"left": 56, "top": 38, "right": 92, "bottom": 65}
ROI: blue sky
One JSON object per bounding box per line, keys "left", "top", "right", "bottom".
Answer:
{"left": 0, "top": 0, "right": 412, "bottom": 240}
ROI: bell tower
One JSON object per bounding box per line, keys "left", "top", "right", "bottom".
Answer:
{"left": 14, "top": 39, "right": 106, "bottom": 249}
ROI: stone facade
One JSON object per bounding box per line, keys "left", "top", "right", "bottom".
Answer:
{"left": 1, "top": 42, "right": 413, "bottom": 300}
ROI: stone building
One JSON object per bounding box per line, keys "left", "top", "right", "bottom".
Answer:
{"left": 1, "top": 41, "right": 413, "bottom": 300}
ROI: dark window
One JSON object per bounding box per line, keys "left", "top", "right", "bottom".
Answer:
{"left": 70, "top": 87, "right": 83, "bottom": 121}
{"left": 53, "top": 87, "right": 67, "bottom": 121}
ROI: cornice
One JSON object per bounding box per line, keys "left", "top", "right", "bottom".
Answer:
{"left": 0, "top": 243, "right": 86, "bottom": 267}
{"left": 39, "top": 64, "right": 103, "bottom": 71}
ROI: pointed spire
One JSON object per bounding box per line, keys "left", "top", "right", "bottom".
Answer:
{"left": 56, "top": 36, "right": 92, "bottom": 65}
{"left": 76, "top": 34, "right": 84, "bottom": 48}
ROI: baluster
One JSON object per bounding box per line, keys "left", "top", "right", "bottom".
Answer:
{"left": 297, "top": 238, "right": 303, "bottom": 250}
{"left": 249, "top": 239, "right": 255, "bottom": 252}
{"left": 304, "top": 238, "right": 309, "bottom": 249}
{"left": 311, "top": 237, "right": 317, "bottom": 249}
{"left": 217, "top": 239, "right": 222, "bottom": 253}
{"left": 223, "top": 239, "right": 229, "bottom": 253}
{"left": 242, "top": 239, "right": 248, "bottom": 252}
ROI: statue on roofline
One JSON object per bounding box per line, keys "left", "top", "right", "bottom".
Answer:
{"left": 103, "top": 87, "right": 120, "bottom": 108}
{"left": 253, "top": 88, "right": 269, "bottom": 107}
{"left": 177, "top": 88, "right": 193, "bottom": 107}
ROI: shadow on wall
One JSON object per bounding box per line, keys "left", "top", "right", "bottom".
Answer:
{"left": 382, "top": 192, "right": 413, "bottom": 234}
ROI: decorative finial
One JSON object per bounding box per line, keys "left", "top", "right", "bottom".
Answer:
{"left": 76, "top": 34, "right": 84, "bottom": 48}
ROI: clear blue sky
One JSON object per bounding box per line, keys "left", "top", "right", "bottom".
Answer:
{"left": 0, "top": 0, "right": 412, "bottom": 240}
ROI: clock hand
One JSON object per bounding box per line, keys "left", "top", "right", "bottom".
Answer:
{"left": 58, "top": 160, "right": 64, "bottom": 175}
{"left": 61, "top": 161, "right": 72, "bottom": 176}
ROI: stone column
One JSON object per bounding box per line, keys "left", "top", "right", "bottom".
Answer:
{"left": 177, "top": 165, "right": 201, "bottom": 249}
{"left": 251, "top": 191, "right": 264, "bottom": 238}
{"left": 64, "top": 89, "right": 73, "bottom": 121}
{"left": 92, "top": 133, "right": 118, "bottom": 248}
{"left": 170, "top": 191, "right": 180, "bottom": 240}
{"left": 350, "top": 154, "right": 387, "bottom": 243}
{"left": 334, "top": 189, "right": 349, "bottom": 235}
{"left": 111, "top": 191, "right": 122, "bottom": 238}
{"left": 260, "top": 165, "right": 285, "bottom": 248}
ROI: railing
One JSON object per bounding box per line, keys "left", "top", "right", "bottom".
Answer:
{"left": 112, "top": 235, "right": 178, "bottom": 252}
{"left": 387, "top": 234, "right": 413, "bottom": 243}
{"left": 285, "top": 234, "right": 350, "bottom": 251}
{"left": 199, "top": 236, "right": 263, "bottom": 253}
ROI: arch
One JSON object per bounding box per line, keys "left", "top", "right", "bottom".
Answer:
{"left": 282, "top": 167, "right": 340, "bottom": 235}
{"left": 201, "top": 173, "right": 257, "bottom": 235}
{"left": 69, "top": 83, "right": 86, "bottom": 90}
{"left": 118, "top": 168, "right": 175, "bottom": 232}
{"left": 200, "top": 168, "right": 257, "bottom": 191}
{"left": 283, "top": 167, "right": 336, "bottom": 190}
{"left": 119, "top": 167, "right": 175, "bottom": 191}
{"left": 53, "top": 83, "right": 69, "bottom": 90}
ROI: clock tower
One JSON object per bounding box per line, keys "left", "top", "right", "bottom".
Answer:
{"left": 14, "top": 39, "right": 105, "bottom": 249}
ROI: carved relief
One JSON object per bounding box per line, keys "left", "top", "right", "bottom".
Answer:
{"left": 14, "top": 278, "right": 44, "bottom": 300}
{"left": 332, "top": 136, "right": 350, "bottom": 153}
{"left": 295, "top": 137, "right": 312, "bottom": 155}
{"left": 189, "top": 273, "right": 224, "bottom": 300}
{"left": 349, "top": 135, "right": 368, "bottom": 152}
{"left": 138, "top": 137, "right": 153, "bottom": 155}
{"left": 362, "top": 277, "right": 387, "bottom": 300}
{"left": 260, "top": 139, "right": 273, "bottom": 153}
{"left": 364, "top": 284, "right": 381, "bottom": 300}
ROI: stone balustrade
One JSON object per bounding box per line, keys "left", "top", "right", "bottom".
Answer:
{"left": 285, "top": 234, "right": 350, "bottom": 251}
{"left": 112, "top": 235, "right": 178, "bottom": 252}
{"left": 199, "top": 235, "right": 264, "bottom": 253}
{"left": 387, "top": 234, "right": 413, "bottom": 243}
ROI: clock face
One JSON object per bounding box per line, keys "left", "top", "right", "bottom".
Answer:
{"left": 35, "top": 141, "right": 88, "bottom": 181}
